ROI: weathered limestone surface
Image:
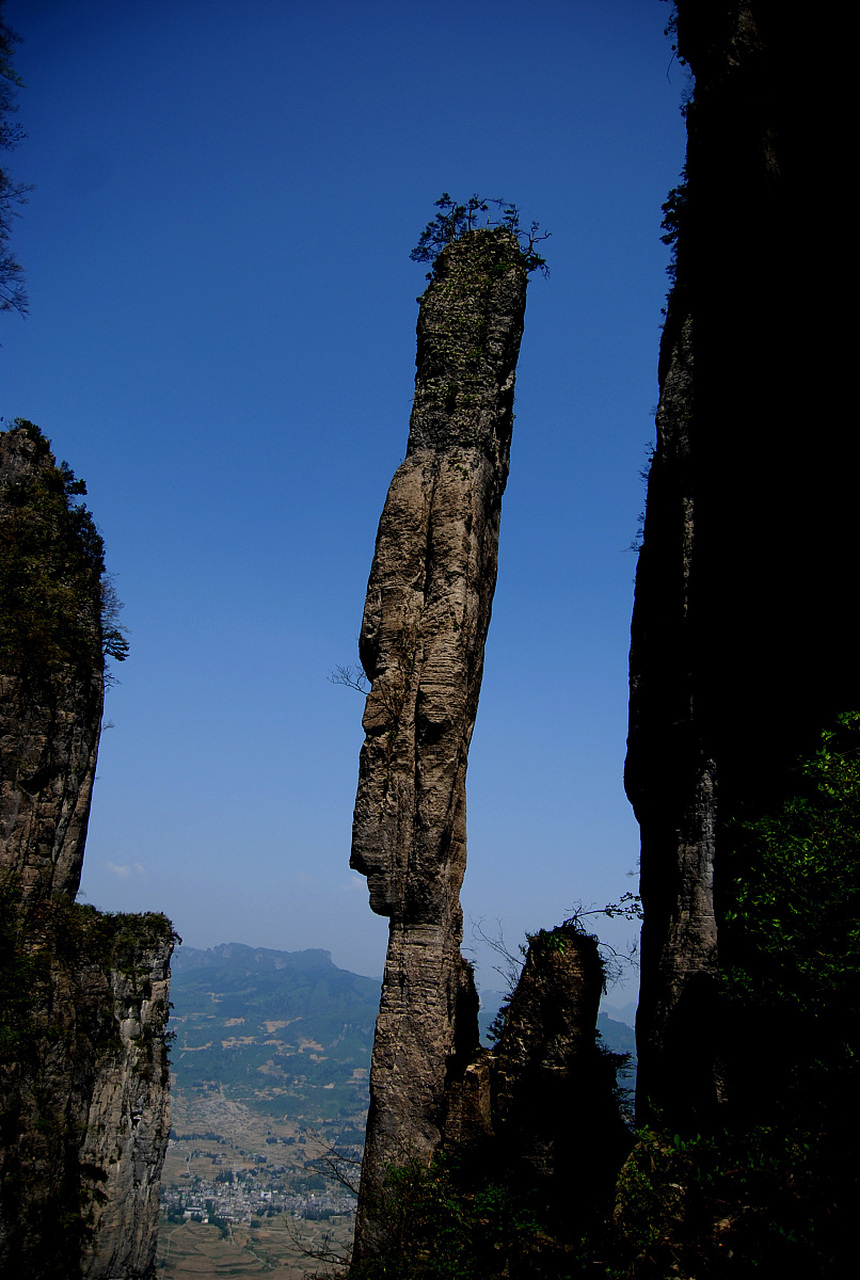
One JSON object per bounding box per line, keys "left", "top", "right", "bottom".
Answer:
{"left": 81, "top": 926, "right": 174, "bottom": 1280}
{"left": 0, "top": 423, "right": 174, "bottom": 1279}
{"left": 350, "top": 229, "right": 527, "bottom": 1255}
{"left": 626, "top": 1, "right": 856, "bottom": 1127}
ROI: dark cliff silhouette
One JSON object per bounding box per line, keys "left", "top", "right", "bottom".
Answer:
{"left": 627, "top": 0, "right": 856, "bottom": 1132}
{"left": 617, "top": 2, "right": 856, "bottom": 1271}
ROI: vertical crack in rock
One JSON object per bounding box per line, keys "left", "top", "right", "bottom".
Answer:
{"left": 0, "top": 422, "right": 174, "bottom": 1279}
{"left": 350, "top": 228, "right": 528, "bottom": 1257}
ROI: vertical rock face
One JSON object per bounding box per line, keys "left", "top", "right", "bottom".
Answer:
{"left": 626, "top": 1, "right": 855, "bottom": 1127}
{"left": 0, "top": 426, "right": 104, "bottom": 905}
{"left": 350, "top": 229, "right": 528, "bottom": 1255}
{"left": 0, "top": 422, "right": 174, "bottom": 1279}
{"left": 0, "top": 905, "right": 174, "bottom": 1280}
{"left": 80, "top": 922, "right": 173, "bottom": 1280}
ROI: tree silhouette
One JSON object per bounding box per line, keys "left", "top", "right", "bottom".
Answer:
{"left": 410, "top": 193, "right": 550, "bottom": 277}
{"left": 0, "top": 2, "right": 30, "bottom": 316}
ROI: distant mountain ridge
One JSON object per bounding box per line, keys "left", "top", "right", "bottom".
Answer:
{"left": 173, "top": 941, "right": 365, "bottom": 974}
{"left": 169, "top": 943, "right": 380, "bottom": 1124}
{"left": 477, "top": 988, "right": 635, "bottom": 1057}
{"left": 169, "top": 945, "right": 636, "bottom": 1129}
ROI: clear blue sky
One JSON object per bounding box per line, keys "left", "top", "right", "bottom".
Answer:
{"left": 2, "top": 0, "right": 687, "bottom": 993}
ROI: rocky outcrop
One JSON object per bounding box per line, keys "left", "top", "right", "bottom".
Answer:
{"left": 626, "top": 2, "right": 856, "bottom": 1127}
{"left": 490, "top": 927, "right": 628, "bottom": 1201}
{"left": 0, "top": 421, "right": 174, "bottom": 1279}
{"left": 350, "top": 229, "right": 528, "bottom": 1257}
{"left": 447, "top": 924, "right": 630, "bottom": 1234}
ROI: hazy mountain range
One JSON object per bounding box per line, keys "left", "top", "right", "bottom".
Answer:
{"left": 168, "top": 943, "right": 636, "bottom": 1130}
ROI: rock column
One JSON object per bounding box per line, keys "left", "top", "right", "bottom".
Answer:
{"left": 350, "top": 229, "right": 528, "bottom": 1257}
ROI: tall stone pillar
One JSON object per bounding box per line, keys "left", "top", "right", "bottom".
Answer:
{"left": 350, "top": 228, "right": 528, "bottom": 1257}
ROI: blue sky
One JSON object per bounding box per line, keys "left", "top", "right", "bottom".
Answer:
{"left": 2, "top": 0, "right": 687, "bottom": 993}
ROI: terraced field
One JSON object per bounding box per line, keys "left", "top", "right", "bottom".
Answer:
{"left": 157, "top": 1215, "right": 352, "bottom": 1278}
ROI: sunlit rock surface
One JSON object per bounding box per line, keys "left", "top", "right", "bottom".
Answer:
{"left": 350, "top": 230, "right": 528, "bottom": 1257}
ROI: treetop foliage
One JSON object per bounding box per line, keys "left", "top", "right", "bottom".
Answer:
{"left": 410, "top": 193, "right": 550, "bottom": 278}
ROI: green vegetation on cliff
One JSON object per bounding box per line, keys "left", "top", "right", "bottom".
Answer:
{"left": 609, "top": 715, "right": 860, "bottom": 1277}
{"left": 348, "top": 1150, "right": 551, "bottom": 1280}
{"left": 0, "top": 419, "right": 128, "bottom": 679}
{"left": 410, "top": 193, "right": 549, "bottom": 277}
{"left": 721, "top": 710, "right": 860, "bottom": 1121}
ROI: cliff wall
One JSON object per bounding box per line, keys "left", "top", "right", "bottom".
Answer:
{"left": 626, "top": 0, "right": 855, "bottom": 1128}
{"left": 0, "top": 901, "right": 173, "bottom": 1278}
{"left": 0, "top": 422, "right": 173, "bottom": 1279}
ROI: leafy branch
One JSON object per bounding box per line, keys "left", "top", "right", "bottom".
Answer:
{"left": 660, "top": 172, "right": 688, "bottom": 286}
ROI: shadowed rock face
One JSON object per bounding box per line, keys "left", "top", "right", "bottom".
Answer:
{"left": 351, "top": 229, "right": 527, "bottom": 1255}
{"left": 0, "top": 427, "right": 104, "bottom": 905}
{"left": 486, "top": 926, "right": 631, "bottom": 1226}
{"left": 626, "top": 1, "right": 857, "bottom": 1128}
{"left": 0, "top": 423, "right": 173, "bottom": 1279}
{"left": 0, "top": 905, "right": 174, "bottom": 1280}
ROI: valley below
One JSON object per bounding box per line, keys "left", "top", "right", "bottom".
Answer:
{"left": 156, "top": 943, "right": 375, "bottom": 1278}
{"left": 156, "top": 943, "right": 635, "bottom": 1278}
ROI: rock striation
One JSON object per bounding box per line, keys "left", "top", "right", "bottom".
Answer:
{"left": 626, "top": 1, "right": 856, "bottom": 1128}
{"left": 0, "top": 422, "right": 174, "bottom": 1279}
{"left": 350, "top": 228, "right": 528, "bottom": 1257}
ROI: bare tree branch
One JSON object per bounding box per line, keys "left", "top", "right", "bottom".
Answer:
{"left": 328, "top": 664, "right": 370, "bottom": 694}
{"left": 471, "top": 918, "right": 525, "bottom": 995}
